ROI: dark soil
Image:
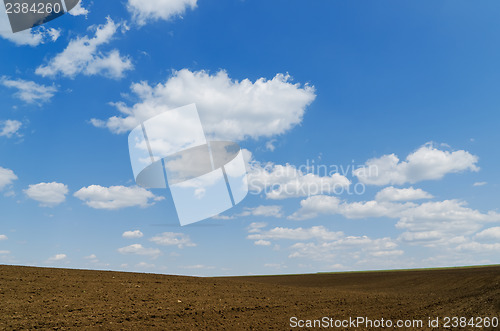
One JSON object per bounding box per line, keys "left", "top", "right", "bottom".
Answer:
{"left": 0, "top": 265, "right": 498, "bottom": 330}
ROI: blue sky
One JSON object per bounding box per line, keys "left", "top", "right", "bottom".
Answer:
{"left": 0, "top": 0, "right": 499, "bottom": 276}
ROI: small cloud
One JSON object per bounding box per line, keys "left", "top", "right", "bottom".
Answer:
{"left": 254, "top": 240, "right": 271, "bottom": 246}
{"left": 0, "top": 234, "right": 7, "bottom": 241}
{"left": 265, "top": 139, "right": 277, "bottom": 152}
{"left": 150, "top": 232, "right": 196, "bottom": 248}
{"left": 24, "top": 182, "right": 69, "bottom": 207}
{"left": 68, "top": 1, "right": 89, "bottom": 16}
{"left": 74, "top": 185, "right": 161, "bottom": 210}
{"left": 117, "top": 244, "right": 160, "bottom": 258}
{"left": 48, "top": 253, "right": 67, "bottom": 261}
{"left": 136, "top": 262, "right": 155, "bottom": 268}
{"left": 0, "top": 250, "right": 10, "bottom": 255}
{"left": 0, "top": 120, "right": 22, "bottom": 138}
{"left": 122, "top": 230, "right": 144, "bottom": 239}
{"left": 181, "top": 264, "right": 215, "bottom": 270}
{"left": 84, "top": 254, "right": 97, "bottom": 259}
{"left": 473, "top": 182, "right": 487, "bottom": 187}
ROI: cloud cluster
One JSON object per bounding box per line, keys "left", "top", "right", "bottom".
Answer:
{"left": 92, "top": 69, "right": 316, "bottom": 141}
{"left": 1, "top": 77, "right": 57, "bottom": 104}
{"left": 247, "top": 224, "right": 403, "bottom": 263}
{"left": 36, "top": 17, "right": 133, "bottom": 79}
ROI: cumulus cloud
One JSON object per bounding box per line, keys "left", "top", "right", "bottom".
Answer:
{"left": 24, "top": 182, "right": 69, "bottom": 207}
{"left": 375, "top": 186, "right": 433, "bottom": 202}
{"left": 354, "top": 143, "right": 479, "bottom": 186}
{"left": 117, "top": 244, "right": 160, "bottom": 258}
{"left": 127, "top": 0, "right": 197, "bottom": 26}
{"left": 150, "top": 232, "right": 196, "bottom": 248}
{"left": 0, "top": 120, "right": 22, "bottom": 138}
{"left": 0, "top": 234, "right": 7, "bottom": 241}
{"left": 36, "top": 17, "right": 133, "bottom": 79}
{"left": 91, "top": 69, "right": 316, "bottom": 141}
{"left": 0, "top": 166, "right": 17, "bottom": 191}
{"left": 74, "top": 185, "right": 163, "bottom": 210}
{"left": 1, "top": 77, "right": 57, "bottom": 104}
{"left": 248, "top": 162, "right": 350, "bottom": 199}
{"left": 123, "top": 230, "right": 144, "bottom": 239}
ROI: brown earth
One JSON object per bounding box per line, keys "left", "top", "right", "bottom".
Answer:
{"left": 0, "top": 265, "right": 498, "bottom": 330}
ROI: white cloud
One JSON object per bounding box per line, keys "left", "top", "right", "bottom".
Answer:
{"left": 48, "top": 253, "right": 67, "bottom": 261}
{"left": 457, "top": 241, "right": 500, "bottom": 253}
{"left": 247, "top": 222, "right": 267, "bottom": 234}
{"left": 84, "top": 254, "right": 97, "bottom": 259}
{"left": 238, "top": 205, "right": 284, "bottom": 218}
{"left": 248, "top": 162, "right": 350, "bottom": 199}
{"left": 354, "top": 143, "right": 479, "bottom": 186}
{"left": 247, "top": 226, "right": 343, "bottom": 242}
{"left": 474, "top": 227, "right": 500, "bottom": 242}
{"left": 68, "top": 1, "right": 89, "bottom": 16}
{"left": 265, "top": 140, "right": 277, "bottom": 152}
{"left": 0, "top": 234, "right": 7, "bottom": 241}
{"left": 74, "top": 185, "right": 163, "bottom": 210}
{"left": 127, "top": 0, "right": 197, "bottom": 26}
{"left": 24, "top": 182, "right": 69, "bottom": 207}
{"left": 288, "top": 195, "right": 412, "bottom": 220}
{"left": 150, "top": 232, "right": 196, "bottom": 248}
{"left": 1, "top": 77, "right": 57, "bottom": 104}
{"left": 375, "top": 186, "right": 433, "bottom": 202}
{"left": 92, "top": 69, "right": 316, "bottom": 141}
{"left": 473, "top": 181, "right": 487, "bottom": 187}
{"left": 254, "top": 240, "right": 271, "bottom": 246}
{"left": 264, "top": 263, "right": 287, "bottom": 269}
{"left": 117, "top": 244, "right": 160, "bottom": 258}
{"left": 0, "top": 120, "right": 22, "bottom": 138}
{"left": 0, "top": 250, "right": 10, "bottom": 255}
{"left": 136, "top": 261, "right": 156, "bottom": 268}
{"left": 181, "top": 264, "right": 215, "bottom": 270}
{"left": 0, "top": 166, "right": 17, "bottom": 191}
{"left": 36, "top": 17, "right": 133, "bottom": 79}
{"left": 123, "top": 230, "right": 144, "bottom": 239}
